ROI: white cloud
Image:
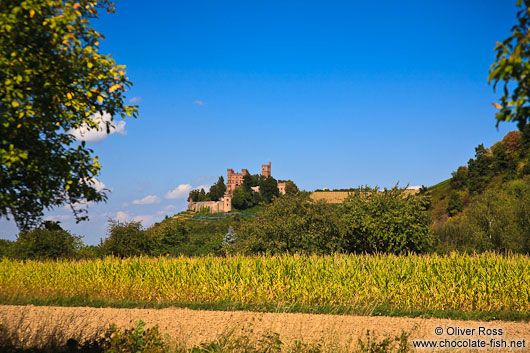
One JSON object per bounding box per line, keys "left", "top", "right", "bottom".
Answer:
{"left": 132, "top": 214, "right": 156, "bottom": 225}
{"left": 45, "top": 214, "right": 71, "bottom": 222}
{"left": 193, "top": 184, "right": 210, "bottom": 192}
{"left": 133, "top": 195, "right": 161, "bottom": 205}
{"left": 63, "top": 199, "right": 93, "bottom": 211}
{"left": 165, "top": 184, "right": 193, "bottom": 199}
{"left": 116, "top": 211, "right": 129, "bottom": 222}
{"left": 157, "top": 205, "right": 177, "bottom": 215}
{"left": 115, "top": 211, "right": 157, "bottom": 226}
{"left": 122, "top": 202, "right": 129, "bottom": 207}
{"left": 70, "top": 112, "right": 126, "bottom": 142}
{"left": 129, "top": 96, "right": 141, "bottom": 103}
{"left": 81, "top": 177, "right": 108, "bottom": 192}
{"left": 193, "top": 100, "right": 204, "bottom": 105}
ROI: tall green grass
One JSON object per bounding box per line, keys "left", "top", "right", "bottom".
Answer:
{"left": 1, "top": 253, "right": 529, "bottom": 319}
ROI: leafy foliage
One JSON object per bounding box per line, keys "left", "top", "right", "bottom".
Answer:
{"left": 208, "top": 176, "right": 227, "bottom": 201}
{"left": 260, "top": 177, "right": 279, "bottom": 203}
{"left": 435, "top": 176, "right": 530, "bottom": 253}
{"left": 489, "top": 0, "right": 530, "bottom": 129}
{"left": 148, "top": 221, "right": 190, "bottom": 256}
{"left": 233, "top": 193, "right": 345, "bottom": 255}
{"left": 341, "top": 186, "right": 433, "bottom": 254}
{"left": 446, "top": 191, "right": 464, "bottom": 217}
{"left": 188, "top": 188, "right": 208, "bottom": 202}
{"left": 234, "top": 188, "right": 433, "bottom": 255}
{"left": 188, "top": 177, "right": 226, "bottom": 202}
{"left": 0, "top": 239, "right": 12, "bottom": 258}
{"left": 284, "top": 180, "right": 300, "bottom": 195}
{"left": 0, "top": 0, "right": 138, "bottom": 231}
{"left": 102, "top": 220, "right": 152, "bottom": 257}
{"left": 11, "top": 223, "right": 82, "bottom": 259}
{"left": 103, "top": 320, "right": 168, "bottom": 353}
{"left": 231, "top": 185, "right": 254, "bottom": 210}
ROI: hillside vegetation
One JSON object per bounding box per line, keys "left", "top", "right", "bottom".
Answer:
{"left": 429, "top": 127, "right": 530, "bottom": 253}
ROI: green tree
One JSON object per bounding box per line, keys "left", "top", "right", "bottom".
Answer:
{"left": 208, "top": 176, "right": 226, "bottom": 201}
{"left": 149, "top": 221, "right": 190, "bottom": 256}
{"left": 260, "top": 176, "right": 279, "bottom": 203}
{"left": 101, "top": 220, "right": 152, "bottom": 257}
{"left": 450, "top": 166, "right": 469, "bottom": 189}
{"left": 242, "top": 173, "right": 254, "bottom": 191}
{"left": 489, "top": 0, "right": 530, "bottom": 130}
{"left": 283, "top": 180, "right": 299, "bottom": 195}
{"left": 341, "top": 186, "right": 433, "bottom": 254}
{"left": 233, "top": 193, "right": 345, "bottom": 255}
{"left": 231, "top": 185, "right": 253, "bottom": 210}
{"left": 188, "top": 189, "right": 200, "bottom": 202}
{"left": 11, "top": 224, "right": 82, "bottom": 259}
{"left": 199, "top": 188, "right": 207, "bottom": 201}
{"left": 0, "top": 0, "right": 138, "bottom": 231}
{"left": 492, "top": 142, "right": 517, "bottom": 174}
{"left": 467, "top": 144, "right": 493, "bottom": 194}
{"left": 0, "top": 239, "right": 13, "bottom": 258}
{"left": 446, "top": 191, "right": 464, "bottom": 217}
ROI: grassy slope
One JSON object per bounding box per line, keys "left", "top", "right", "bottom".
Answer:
{"left": 427, "top": 178, "right": 452, "bottom": 224}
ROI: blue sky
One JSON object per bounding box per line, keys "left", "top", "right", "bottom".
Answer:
{"left": 1, "top": 0, "right": 520, "bottom": 244}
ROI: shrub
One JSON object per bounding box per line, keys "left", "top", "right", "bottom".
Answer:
{"left": 341, "top": 186, "right": 433, "bottom": 254}
{"left": 11, "top": 226, "right": 82, "bottom": 260}
{"left": 149, "top": 221, "right": 190, "bottom": 256}
{"left": 233, "top": 193, "right": 345, "bottom": 255}
{"left": 446, "top": 191, "right": 464, "bottom": 217}
{"left": 103, "top": 320, "right": 168, "bottom": 353}
{"left": 0, "top": 239, "right": 13, "bottom": 258}
{"left": 101, "top": 220, "right": 153, "bottom": 257}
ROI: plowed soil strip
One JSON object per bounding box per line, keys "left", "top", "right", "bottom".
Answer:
{"left": 0, "top": 305, "right": 529, "bottom": 351}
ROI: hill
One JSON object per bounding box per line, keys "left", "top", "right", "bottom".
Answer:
{"left": 427, "top": 128, "right": 530, "bottom": 253}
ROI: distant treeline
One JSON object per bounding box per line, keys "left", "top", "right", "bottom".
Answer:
{"left": 1, "top": 186, "right": 434, "bottom": 259}
{"left": 3, "top": 130, "right": 530, "bottom": 260}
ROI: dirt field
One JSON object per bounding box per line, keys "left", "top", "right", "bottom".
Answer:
{"left": 0, "top": 305, "right": 529, "bottom": 352}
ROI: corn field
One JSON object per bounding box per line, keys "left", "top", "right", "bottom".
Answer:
{"left": 0, "top": 253, "right": 529, "bottom": 313}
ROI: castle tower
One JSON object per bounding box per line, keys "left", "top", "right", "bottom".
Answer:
{"left": 227, "top": 168, "right": 248, "bottom": 194}
{"left": 261, "top": 161, "right": 271, "bottom": 178}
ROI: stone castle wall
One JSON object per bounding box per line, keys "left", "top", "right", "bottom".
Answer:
{"left": 188, "top": 194, "right": 232, "bottom": 213}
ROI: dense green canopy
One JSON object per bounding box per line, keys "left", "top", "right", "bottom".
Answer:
{"left": 0, "top": 0, "right": 137, "bottom": 231}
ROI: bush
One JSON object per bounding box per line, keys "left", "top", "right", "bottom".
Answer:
{"left": 233, "top": 193, "right": 345, "bottom": 255}
{"left": 341, "top": 186, "right": 433, "bottom": 254}
{"left": 446, "top": 191, "right": 464, "bottom": 217}
{"left": 149, "top": 221, "right": 190, "bottom": 256}
{"left": 103, "top": 320, "right": 168, "bottom": 353}
{"left": 76, "top": 244, "right": 105, "bottom": 259}
{"left": 0, "top": 239, "right": 13, "bottom": 258}
{"left": 11, "top": 226, "right": 82, "bottom": 260}
{"left": 232, "top": 186, "right": 254, "bottom": 210}
{"left": 102, "top": 220, "right": 153, "bottom": 257}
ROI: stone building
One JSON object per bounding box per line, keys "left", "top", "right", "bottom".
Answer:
{"left": 261, "top": 162, "right": 271, "bottom": 178}
{"left": 189, "top": 161, "right": 285, "bottom": 213}
{"left": 277, "top": 182, "right": 286, "bottom": 195}
{"left": 226, "top": 168, "right": 248, "bottom": 194}
{"left": 188, "top": 193, "right": 232, "bottom": 213}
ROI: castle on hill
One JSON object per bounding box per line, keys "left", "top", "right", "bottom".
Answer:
{"left": 188, "top": 162, "right": 285, "bottom": 213}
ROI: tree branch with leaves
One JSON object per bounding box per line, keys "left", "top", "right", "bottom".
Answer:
{"left": 0, "top": 0, "right": 138, "bottom": 231}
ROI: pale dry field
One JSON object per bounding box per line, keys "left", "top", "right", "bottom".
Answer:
{"left": 0, "top": 305, "right": 529, "bottom": 352}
